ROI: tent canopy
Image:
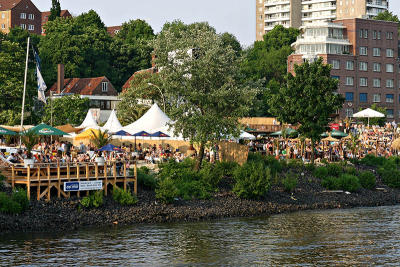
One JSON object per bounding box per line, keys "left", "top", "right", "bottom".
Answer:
{"left": 150, "top": 131, "right": 170, "bottom": 137}
{"left": 101, "top": 110, "right": 122, "bottom": 133}
{"left": 270, "top": 128, "right": 297, "bottom": 136}
{"left": 239, "top": 131, "right": 255, "bottom": 140}
{"left": 353, "top": 108, "right": 385, "bottom": 118}
{"left": 321, "top": 129, "right": 348, "bottom": 138}
{"left": 78, "top": 110, "right": 99, "bottom": 129}
{"left": 75, "top": 128, "right": 105, "bottom": 140}
{"left": 56, "top": 124, "right": 83, "bottom": 134}
{"left": 132, "top": 131, "right": 150, "bottom": 137}
{"left": 0, "top": 126, "right": 17, "bottom": 135}
{"left": 113, "top": 130, "right": 131, "bottom": 136}
{"left": 24, "top": 123, "right": 68, "bottom": 136}
{"left": 98, "top": 144, "right": 122, "bottom": 152}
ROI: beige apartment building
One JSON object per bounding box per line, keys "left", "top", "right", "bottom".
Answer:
{"left": 256, "top": 0, "right": 389, "bottom": 40}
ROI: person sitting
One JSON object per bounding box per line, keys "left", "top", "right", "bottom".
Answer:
{"left": 7, "top": 153, "right": 18, "bottom": 164}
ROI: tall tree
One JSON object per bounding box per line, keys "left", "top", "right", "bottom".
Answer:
{"left": 48, "top": 0, "right": 61, "bottom": 21}
{"left": 268, "top": 58, "right": 344, "bottom": 163}
{"left": 43, "top": 95, "right": 89, "bottom": 126}
{"left": 154, "top": 21, "right": 256, "bottom": 170}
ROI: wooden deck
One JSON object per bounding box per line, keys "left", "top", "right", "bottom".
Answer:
{"left": 2, "top": 161, "right": 137, "bottom": 201}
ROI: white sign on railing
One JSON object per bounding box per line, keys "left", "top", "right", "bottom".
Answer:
{"left": 64, "top": 181, "right": 103, "bottom": 192}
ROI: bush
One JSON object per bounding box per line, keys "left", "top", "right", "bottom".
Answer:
{"left": 247, "top": 153, "right": 282, "bottom": 176}
{"left": 321, "top": 176, "right": 340, "bottom": 190}
{"left": 360, "top": 154, "right": 387, "bottom": 167}
{"left": 214, "top": 161, "right": 239, "bottom": 178}
{"left": 156, "top": 177, "right": 179, "bottom": 204}
{"left": 233, "top": 161, "right": 271, "bottom": 199}
{"left": 137, "top": 167, "right": 157, "bottom": 190}
{"left": 305, "top": 163, "right": 316, "bottom": 173}
{"left": 11, "top": 188, "right": 29, "bottom": 211}
{"left": 313, "top": 166, "right": 328, "bottom": 179}
{"left": 282, "top": 172, "right": 298, "bottom": 192}
{"left": 344, "top": 166, "right": 358, "bottom": 176}
{"left": 80, "top": 191, "right": 104, "bottom": 208}
{"left": 112, "top": 187, "right": 138, "bottom": 205}
{"left": 379, "top": 168, "right": 400, "bottom": 188}
{"left": 0, "top": 192, "right": 22, "bottom": 214}
{"left": 321, "top": 174, "right": 360, "bottom": 192}
{"left": 359, "top": 171, "right": 376, "bottom": 189}
{"left": 287, "top": 159, "right": 304, "bottom": 170}
{"left": 327, "top": 164, "right": 343, "bottom": 177}
{"left": 0, "top": 173, "right": 5, "bottom": 191}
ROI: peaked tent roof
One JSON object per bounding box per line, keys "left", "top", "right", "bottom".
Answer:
{"left": 101, "top": 110, "right": 122, "bottom": 133}
{"left": 78, "top": 110, "right": 99, "bottom": 129}
{"left": 353, "top": 108, "right": 385, "bottom": 118}
{"left": 123, "top": 103, "right": 172, "bottom": 134}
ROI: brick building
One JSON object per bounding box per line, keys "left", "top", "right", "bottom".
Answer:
{"left": 41, "top": 9, "right": 71, "bottom": 35}
{"left": 288, "top": 18, "right": 399, "bottom": 120}
{"left": 106, "top": 26, "right": 121, "bottom": 37}
{"left": 0, "top": 0, "right": 41, "bottom": 34}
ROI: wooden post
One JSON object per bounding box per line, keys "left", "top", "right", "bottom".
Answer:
{"left": 85, "top": 163, "right": 89, "bottom": 196}
{"left": 76, "top": 164, "right": 80, "bottom": 198}
{"left": 104, "top": 163, "right": 107, "bottom": 196}
{"left": 47, "top": 164, "right": 51, "bottom": 202}
{"left": 113, "top": 161, "right": 117, "bottom": 186}
{"left": 57, "top": 162, "right": 61, "bottom": 198}
{"left": 37, "top": 166, "right": 41, "bottom": 201}
{"left": 67, "top": 163, "right": 70, "bottom": 198}
{"left": 123, "top": 161, "right": 127, "bottom": 191}
{"left": 11, "top": 166, "right": 15, "bottom": 189}
{"left": 134, "top": 162, "right": 137, "bottom": 195}
{"left": 27, "top": 166, "right": 31, "bottom": 201}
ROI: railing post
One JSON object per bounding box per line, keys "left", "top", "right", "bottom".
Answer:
{"left": 67, "top": 163, "right": 70, "bottom": 198}
{"left": 113, "top": 161, "right": 117, "bottom": 186}
{"left": 11, "top": 166, "right": 15, "bottom": 189}
{"left": 57, "top": 162, "right": 61, "bottom": 198}
{"left": 76, "top": 164, "right": 80, "bottom": 198}
{"left": 85, "top": 163, "right": 89, "bottom": 196}
{"left": 134, "top": 161, "right": 137, "bottom": 195}
{"left": 123, "top": 161, "right": 127, "bottom": 191}
{"left": 104, "top": 163, "right": 108, "bottom": 196}
{"left": 37, "top": 165, "right": 41, "bottom": 201}
{"left": 27, "top": 166, "right": 31, "bottom": 201}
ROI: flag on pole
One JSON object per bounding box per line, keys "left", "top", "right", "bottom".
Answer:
{"left": 33, "top": 47, "right": 47, "bottom": 104}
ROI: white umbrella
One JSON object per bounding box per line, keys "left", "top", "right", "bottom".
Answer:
{"left": 239, "top": 130, "right": 256, "bottom": 140}
{"left": 353, "top": 108, "right": 385, "bottom": 126}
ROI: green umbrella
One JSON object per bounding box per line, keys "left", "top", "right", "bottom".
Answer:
{"left": 245, "top": 126, "right": 257, "bottom": 132}
{"left": 270, "top": 128, "right": 297, "bottom": 136}
{"left": 23, "top": 123, "right": 69, "bottom": 136}
{"left": 321, "top": 129, "right": 348, "bottom": 138}
{"left": 0, "top": 126, "right": 17, "bottom": 135}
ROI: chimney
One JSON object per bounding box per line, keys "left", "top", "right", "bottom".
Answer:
{"left": 57, "top": 64, "right": 64, "bottom": 94}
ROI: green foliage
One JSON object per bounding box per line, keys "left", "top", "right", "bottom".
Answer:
{"left": 156, "top": 177, "right": 179, "bottom": 204}
{"left": 287, "top": 159, "right": 304, "bottom": 170}
{"left": 313, "top": 166, "right": 329, "bottom": 179}
{"left": 43, "top": 95, "right": 89, "bottom": 126}
{"left": 359, "top": 171, "right": 376, "bottom": 189}
{"left": 305, "top": 163, "right": 316, "bottom": 173}
{"left": 154, "top": 21, "right": 256, "bottom": 169}
{"left": 233, "top": 161, "right": 271, "bottom": 199}
{"left": 91, "top": 129, "right": 111, "bottom": 149}
{"left": 80, "top": 191, "right": 104, "bottom": 208}
{"left": 214, "top": 161, "right": 239, "bottom": 178}
{"left": 360, "top": 154, "right": 388, "bottom": 167}
{"left": 112, "top": 187, "right": 138, "bottom": 205}
{"left": 326, "top": 164, "right": 343, "bottom": 177}
{"left": 344, "top": 166, "right": 357, "bottom": 176}
{"left": 21, "top": 130, "right": 39, "bottom": 155}
{"left": 322, "top": 174, "right": 361, "bottom": 192}
{"left": 11, "top": 188, "right": 29, "bottom": 211}
{"left": 282, "top": 172, "right": 298, "bottom": 192}
{"left": 137, "top": 166, "right": 157, "bottom": 190}
{"left": 247, "top": 153, "right": 282, "bottom": 176}
{"left": 374, "top": 11, "right": 400, "bottom": 35}
{"left": 379, "top": 168, "right": 400, "bottom": 188}
{"left": 49, "top": 0, "right": 61, "bottom": 21}
{"left": 0, "top": 189, "right": 29, "bottom": 214}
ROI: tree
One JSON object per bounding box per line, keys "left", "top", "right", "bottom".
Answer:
{"left": 43, "top": 95, "right": 89, "bottom": 126}
{"left": 91, "top": 129, "right": 111, "bottom": 149}
{"left": 110, "top": 19, "right": 155, "bottom": 89}
{"left": 374, "top": 11, "right": 400, "bottom": 35}
{"left": 221, "top": 32, "right": 242, "bottom": 56}
{"left": 154, "top": 21, "right": 256, "bottom": 170}
{"left": 268, "top": 58, "right": 344, "bottom": 163}
{"left": 48, "top": 0, "right": 61, "bottom": 21}
{"left": 39, "top": 10, "right": 114, "bottom": 87}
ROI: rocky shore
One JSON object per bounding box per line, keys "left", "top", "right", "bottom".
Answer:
{"left": 1, "top": 171, "right": 400, "bottom": 234}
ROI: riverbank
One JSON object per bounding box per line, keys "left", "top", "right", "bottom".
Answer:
{"left": 1, "top": 171, "right": 400, "bottom": 234}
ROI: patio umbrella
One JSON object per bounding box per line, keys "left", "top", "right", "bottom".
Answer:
{"left": 23, "top": 123, "right": 68, "bottom": 136}
{"left": 132, "top": 131, "right": 151, "bottom": 149}
{"left": 245, "top": 126, "right": 257, "bottom": 132}
{"left": 0, "top": 126, "right": 17, "bottom": 135}
{"left": 150, "top": 131, "right": 170, "bottom": 138}
{"left": 56, "top": 124, "right": 83, "bottom": 134}
{"left": 270, "top": 128, "right": 297, "bottom": 137}
{"left": 113, "top": 130, "right": 132, "bottom": 137}
{"left": 98, "top": 144, "right": 123, "bottom": 152}
{"left": 321, "top": 129, "right": 348, "bottom": 138}
{"left": 321, "top": 136, "right": 339, "bottom": 142}
{"left": 353, "top": 108, "right": 385, "bottom": 126}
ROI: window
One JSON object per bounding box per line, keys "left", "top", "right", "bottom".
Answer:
{"left": 331, "top": 60, "right": 340, "bottom": 69}
{"left": 387, "top": 109, "right": 394, "bottom": 118}
{"left": 1, "top": 24, "right": 4, "bottom": 29}
{"left": 360, "top": 78, "right": 368, "bottom": 87}
{"left": 373, "top": 94, "right": 381, "bottom": 103}
{"left": 377, "top": 31, "right": 381, "bottom": 39}
{"left": 346, "top": 60, "right": 354, "bottom": 70}
{"left": 101, "top": 82, "right": 108, "bottom": 92}
{"left": 28, "top": 14, "right": 34, "bottom": 20}
{"left": 28, "top": 24, "right": 34, "bottom": 31}
{"left": 345, "top": 92, "right": 354, "bottom": 101}
{"left": 359, "top": 62, "right": 368, "bottom": 71}
{"left": 359, "top": 29, "right": 363, "bottom": 38}
{"left": 346, "top": 77, "right": 354, "bottom": 86}
{"left": 359, "top": 93, "right": 368, "bottom": 102}
{"left": 20, "top": 24, "right": 26, "bottom": 30}
{"left": 386, "top": 64, "right": 394, "bottom": 73}
{"left": 386, "top": 79, "right": 394, "bottom": 88}
{"left": 386, "top": 94, "right": 394, "bottom": 103}
{"left": 373, "top": 78, "right": 381, "bottom": 88}
{"left": 373, "top": 30, "right": 377, "bottom": 39}
{"left": 359, "top": 47, "right": 368, "bottom": 56}
{"left": 373, "top": 48, "right": 381, "bottom": 56}
{"left": 386, "top": 49, "right": 394, "bottom": 57}
{"left": 373, "top": 63, "right": 381, "bottom": 72}
{"left": 346, "top": 108, "right": 354, "bottom": 117}
{"left": 386, "top": 32, "right": 393, "bottom": 40}
{"left": 331, "top": 76, "right": 340, "bottom": 80}
{"left": 364, "top": 29, "right": 368, "bottom": 39}
{"left": 1, "top": 13, "right": 5, "bottom": 19}
{"left": 20, "top": 13, "right": 26, "bottom": 19}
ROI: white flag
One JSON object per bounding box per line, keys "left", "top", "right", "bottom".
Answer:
{"left": 36, "top": 64, "right": 47, "bottom": 104}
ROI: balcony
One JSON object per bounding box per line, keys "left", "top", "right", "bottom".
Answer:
{"left": 366, "top": 1, "right": 388, "bottom": 9}
{"left": 265, "top": 0, "right": 290, "bottom": 7}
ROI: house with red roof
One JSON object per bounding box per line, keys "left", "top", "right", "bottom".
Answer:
{"left": 106, "top": 25, "right": 121, "bottom": 37}
{"left": 0, "top": 0, "right": 41, "bottom": 34}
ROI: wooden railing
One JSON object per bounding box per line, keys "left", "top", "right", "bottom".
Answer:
{"left": 7, "top": 161, "right": 137, "bottom": 201}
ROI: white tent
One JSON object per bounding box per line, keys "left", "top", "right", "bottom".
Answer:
{"left": 101, "top": 110, "right": 122, "bottom": 133}
{"left": 78, "top": 110, "right": 99, "bottom": 129}
{"left": 353, "top": 108, "right": 385, "bottom": 126}
{"left": 239, "top": 130, "right": 256, "bottom": 140}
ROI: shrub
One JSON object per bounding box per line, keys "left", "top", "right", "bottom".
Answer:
{"left": 327, "top": 164, "right": 343, "bottom": 177}
{"left": 305, "top": 163, "right": 316, "bottom": 173}
{"left": 359, "top": 171, "right": 376, "bottom": 189}
{"left": 137, "top": 167, "right": 157, "bottom": 190}
{"left": 80, "top": 191, "right": 104, "bottom": 208}
{"left": 313, "top": 166, "right": 328, "bottom": 179}
{"left": 156, "top": 177, "right": 179, "bottom": 204}
{"left": 379, "top": 168, "right": 400, "bottom": 188}
{"left": 340, "top": 174, "right": 361, "bottom": 192}
{"left": 321, "top": 176, "right": 340, "bottom": 190}
{"left": 199, "top": 161, "right": 221, "bottom": 190}
{"left": 112, "top": 187, "right": 138, "bottom": 205}
{"left": 247, "top": 153, "right": 282, "bottom": 176}
{"left": 360, "top": 154, "right": 387, "bottom": 167}
{"left": 344, "top": 166, "right": 357, "bottom": 176}
{"left": 214, "top": 161, "right": 239, "bottom": 178}
{"left": 0, "top": 192, "right": 22, "bottom": 214}
{"left": 11, "top": 188, "right": 29, "bottom": 211}
{"left": 287, "top": 159, "right": 304, "bottom": 170}
{"left": 233, "top": 161, "right": 271, "bottom": 199}
{"left": 282, "top": 172, "right": 298, "bottom": 192}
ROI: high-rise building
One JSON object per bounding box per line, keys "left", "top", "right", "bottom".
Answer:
{"left": 256, "top": 0, "right": 389, "bottom": 40}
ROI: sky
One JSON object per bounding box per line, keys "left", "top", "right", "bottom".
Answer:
{"left": 33, "top": 0, "right": 400, "bottom": 48}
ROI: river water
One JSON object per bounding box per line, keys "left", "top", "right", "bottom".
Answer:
{"left": 1, "top": 206, "right": 400, "bottom": 266}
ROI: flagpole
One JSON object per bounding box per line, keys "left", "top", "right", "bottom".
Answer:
{"left": 20, "top": 37, "right": 30, "bottom": 145}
